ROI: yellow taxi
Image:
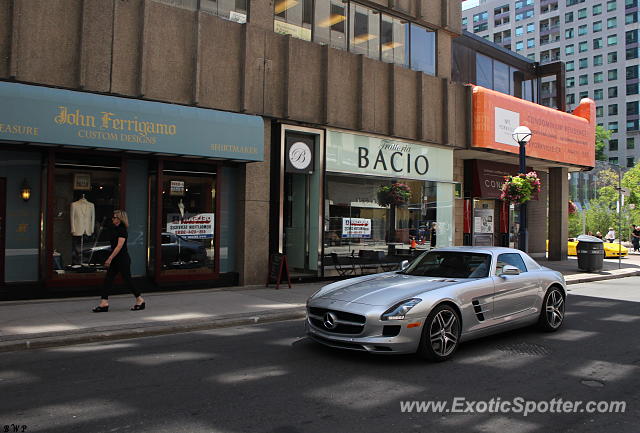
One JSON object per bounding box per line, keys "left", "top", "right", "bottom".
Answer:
{"left": 547, "top": 239, "right": 628, "bottom": 258}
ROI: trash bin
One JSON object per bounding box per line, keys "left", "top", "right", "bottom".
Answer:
{"left": 576, "top": 235, "right": 605, "bottom": 272}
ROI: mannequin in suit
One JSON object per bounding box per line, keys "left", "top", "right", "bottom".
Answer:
{"left": 178, "top": 198, "right": 185, "bottom": 219}
{"left": 70, "top": 195, "right": 95, "bottom": 265}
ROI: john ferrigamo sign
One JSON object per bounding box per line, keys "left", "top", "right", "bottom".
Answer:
{"left": 325, "top": 130, "right": 453, "bottom": 182}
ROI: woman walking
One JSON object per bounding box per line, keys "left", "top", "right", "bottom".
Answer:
{"left": 632, "top": 224, "right": 640, "bottom": 253}
{"left": 92, "top": 210, "right": 145, "bottom": 312}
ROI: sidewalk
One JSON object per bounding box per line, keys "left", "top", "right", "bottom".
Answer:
{"left": 1, "top": 256, "right": 639, "bottom": 353}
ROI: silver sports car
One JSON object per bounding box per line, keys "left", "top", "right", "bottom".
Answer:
{"left": 306, "top": 247, "right": 566, "bottom": 361}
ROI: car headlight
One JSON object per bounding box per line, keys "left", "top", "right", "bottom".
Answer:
{"left": 381, "top": 298, "right": 422, "bottom": 321}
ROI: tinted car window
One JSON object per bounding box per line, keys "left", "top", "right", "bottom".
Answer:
{"left": 496, "top": 253, "right": 528, "bottom": 273}
{"left": 402, "top": 252, "right": 492, "bottom": 278}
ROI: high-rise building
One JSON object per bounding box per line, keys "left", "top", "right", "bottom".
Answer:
{"left": 462, "top": 0, "right": 640, "bottom": 167}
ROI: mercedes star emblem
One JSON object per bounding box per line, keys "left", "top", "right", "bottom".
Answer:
{"left": 323, "top": 312, "right": 338, "bottom": 330}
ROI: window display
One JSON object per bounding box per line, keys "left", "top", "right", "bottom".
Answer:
{"left": 52, "top": 158, "right": 121, "bottom": 279}
{"left": 160, "top": 166, "right": 216, "bottom": 276}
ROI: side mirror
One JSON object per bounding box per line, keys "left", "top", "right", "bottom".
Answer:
{"left": 500, "top": 265, "right": 520, "bottom": 277}
{"left": 400, "top": 260, "right": 410, "bottom": 271}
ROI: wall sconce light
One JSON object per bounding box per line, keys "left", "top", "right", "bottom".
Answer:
{"left": 20, "top": 179, "right": 31, "bottom": 202}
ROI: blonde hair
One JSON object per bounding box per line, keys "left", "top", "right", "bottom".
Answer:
{"left": 113, "top": 210, "right": 129, "bottom": 228}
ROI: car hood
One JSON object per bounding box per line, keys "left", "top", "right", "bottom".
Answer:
{"left": 314, "top": 272, "right": 463, "bottom": 306}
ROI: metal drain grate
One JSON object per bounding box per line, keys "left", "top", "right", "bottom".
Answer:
{"left": 496, "top": 342, "right": 552, "bottom": 356}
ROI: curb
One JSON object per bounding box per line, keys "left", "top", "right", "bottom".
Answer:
{"left": 565, "top": 270, "right": 640, "bottom": 286}
{"left": 0, "top": 309, "right": 306, "bottom": 353}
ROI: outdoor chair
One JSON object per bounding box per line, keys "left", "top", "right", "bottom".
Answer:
{"left": 330, "top": 253, "right": 356, "bottom": 277}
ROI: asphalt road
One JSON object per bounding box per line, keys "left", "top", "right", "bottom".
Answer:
{"left": 1, "top": 279, "right": 639, "bottom": 433}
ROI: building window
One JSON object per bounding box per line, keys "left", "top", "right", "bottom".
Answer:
{"left": 577, "top": 8, "right": 587, "bottom": 18}
{"left": 609, "top": 157, "right": 619, "bottom": 164}
{"left": 627, "top": 157, "right": 635, "bottom": 168}
{"left": 566, "top": 60, "right": 575, "bottom": 71}
{"left": 628, "top": 83, "right": 640, "bottom": 95}
{"left": 410, "top": 24, "right": 436, "bottom": 75}
{"left": 626, "top": 12, "right": 639, "bottom": 24}
{"left": 607, "top": 17, "right": 617, "bottom": 29}
{"left": 516, "top": 26, "right": 524, "bottom": 36}
{"left": 579, "top": 90, "right": 589, "bottom": 99}
{"left": 627, "top": 0, "right": 639, "bottom": 9}
{"left": 579, "top": 58, "right": 588, "bottom": 69}
{"left": 596, "top": 105, "right": 604, "bottom": 117}
{"left": 593, "top": 21, "right": 602, "bottom": 32}
{"left": 607, "top": 35, "right": 617, "bottom": 46}
{"left": 566, "top": 44, "right": 575, "bottom": 55}
{"left": 608, "top": 51, "right": 618, "bottom": 63}
{"left": 627, "top": 65, "right": 640, "bottom": 80}
{"left": 609, "top": 138, "right": 619, "bottom": 150}
{"left": 594, "top": 54, "right": 603, "bottom": 66}
{"left": 608, "top": 121, "right": 619, "bottom": 133}
{"left": 627, "top": 48, "right": 639, "bottom": 60}
{"left": 527, "top": 38, "right": 535, "bottom": 48}
{"left": 608, "top": 69, "right": 618, "bottom": 80}
{"left": 579, "top": 74, "right": 589, "bottom": 85}
{"left": 380, "top": 15, "right": 409, "bottom": 67}
{"left": 627, "top": 120, "right": 639, "bottom": 131}
{"left": 594, "top": 88, "right": 603, "bottom": 100}
{"left": 593, "top": 3, "right": 603, "bottom": 14}
{"left": 567, "top": 76, "right": 576, "bottom": 87}
{"left": 313, "top": 0, "right": 348, "bottom": 50}
{"left": 349, "top": 3, "right": 380, "bottom": 59}
{"left": 274, "top": 0, "right": 313, "bottom": 41}
{"left": 627, "top": 30, "right": 639, "bottom": 44}
{"left": 527, "top": 53, "right": 536, "bottom": 61}
{"left": 527, "top": 22, "right": 535, "bottom": 33}
{"left": 607, "top": 0, "right": 617, "bottom": 11}
{"left": 462, "top": 17, "right": 468, "bottom": 28}
{"left": 579, "top": 41, "right": 588, "bottom": 52}
{"left": 516, "top": 41, "right": 524, "bottom": 51}
{"left": 567, "top": 93, "right": 576, "bottom": 105}
{"left": 578, "top": 24, "right": 588, "bottom": 36}
{"left": 566, "top": 28, "right": 574, "bottom": 39}
{"left": 565, "top": 11, "right": 574, "bottom": 22}
{"left": 609, "top": 86, "right": 618, "bottom": 97}
{"left": 627, "top": 138, "right": 635, "bottom": 149}
{"left": 476, "top": 54, "right": 493, "bottom": 88}
{"left": 628, "top": 101, "right": 640, "bottom": 115}
{"left": 188, "top": 0, "right": 248, "bottom": 23}
{"left": 593, "top": 38, "right": 603, "bottom": 49}
{"left": 608, "top": 103, "right": 618, "bottom": 115}
{"left": 473, "top": 22, "right": 489, "bottom": 32}
{"left": 594, "top": 72, "right": 604, "bottom": 83}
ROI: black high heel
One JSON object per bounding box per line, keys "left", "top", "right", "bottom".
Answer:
{"left": 131, "top": 302, "right": 145, "bottom": 311}
{"left": 92, "top": 305, "right": 109, "bottom": 313}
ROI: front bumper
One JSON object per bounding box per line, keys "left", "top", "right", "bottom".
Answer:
{"left": 305, "top": 299, "right": 424, "bottom": 355}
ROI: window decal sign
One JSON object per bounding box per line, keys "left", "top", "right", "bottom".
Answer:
{"left": 167, "top": 213, "right": 214, "bottom": 239}
{"left": 341, "top": 218, "right": 372, "bottom": 238}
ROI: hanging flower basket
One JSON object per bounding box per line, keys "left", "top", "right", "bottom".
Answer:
{"left": 377, "top": 183, "right": 412, "bottom": 206}
{"left": 500, "top": 171, "right": 541, "bottom": 204}
{"left": 568, "top": 201, "right": 577, "bottom": 215}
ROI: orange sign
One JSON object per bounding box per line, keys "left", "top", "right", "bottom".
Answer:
{"left": 472, "top": 86, "right": 595, "bottom": 168}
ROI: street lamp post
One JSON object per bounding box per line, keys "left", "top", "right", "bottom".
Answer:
{"left": 512, "top": 126, "right": 532, "bottom": 252}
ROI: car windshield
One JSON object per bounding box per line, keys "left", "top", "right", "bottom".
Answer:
{"left": 400, "top": 251, "right": 492, "bottom": 278}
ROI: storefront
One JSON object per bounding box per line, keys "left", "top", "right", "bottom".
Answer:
{"left": 463, "top": 159, "right": 536, "bottom": 248}
{"left": 0, "top": 82, "right": 263, "bottom": 292}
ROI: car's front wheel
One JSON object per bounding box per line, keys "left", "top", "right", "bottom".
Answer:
{"left": 538, "top": 286, "right": 565, "bottom": 331}
{"left": 418, "top": 304, "right": 461, "bottom": 362}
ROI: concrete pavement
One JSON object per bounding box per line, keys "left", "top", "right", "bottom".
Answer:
{"left": 1, "top": 255, "right": 639, "bottom": 353}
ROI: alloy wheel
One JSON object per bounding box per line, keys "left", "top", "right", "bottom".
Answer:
{"left": 545, "top": 289, "right": 565, "bottom": 329}
{"left": 429, "top": 309, "right": 459, "bottom": 357}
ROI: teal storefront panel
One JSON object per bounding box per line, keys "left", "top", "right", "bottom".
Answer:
{"left": 0, "top": 82, "right": 264, "bottom": 161}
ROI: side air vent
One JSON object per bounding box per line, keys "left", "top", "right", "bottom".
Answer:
{"left": 472, "top": 299, "right": 485, "bottom": 322}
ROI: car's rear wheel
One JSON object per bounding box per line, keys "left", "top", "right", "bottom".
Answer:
{"left": 418, "top": 304, "right": 461, "bottom": 362}
{"left": 538, "top": 286, "right": 565, "bottom": 332}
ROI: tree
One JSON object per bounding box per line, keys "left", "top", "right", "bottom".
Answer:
{"left": 622, "top": 162, "right": 640, "bottom": 205}
{"left": 595, "top": 125, "right": 611, "bottom": 161}
{"left": 595, "top": 168, "right": 619, "bottom": 189}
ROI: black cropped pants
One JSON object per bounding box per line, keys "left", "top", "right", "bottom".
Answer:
{"left": 101, "top": 254, "right": 140, "bottom": 300}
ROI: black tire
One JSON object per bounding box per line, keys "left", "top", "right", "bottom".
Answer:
{"left": 418, "top": 304, "right": 461, "bottom": 362}
{"left": 538, "top": 286, "right": 566, "bottom": 332}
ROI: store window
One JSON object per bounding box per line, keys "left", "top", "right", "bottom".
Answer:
{"left": 350, "top": 3, "right": 380, "bottom": 60}
{"left": 158, "top": 162, "right": 217, "bottom": 277}
{"left": 314, "top": 0, "right": 348, "bottom": 50}
{"left": 274, "top": 0, "right": 313, "bottom": 41}
{"left": 52, "top": 155, "right": 122, "bottom": 280}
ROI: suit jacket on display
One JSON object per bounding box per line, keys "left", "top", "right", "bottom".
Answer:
{"left": 70, "top": 198, "right": 95, "bottom": 236}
